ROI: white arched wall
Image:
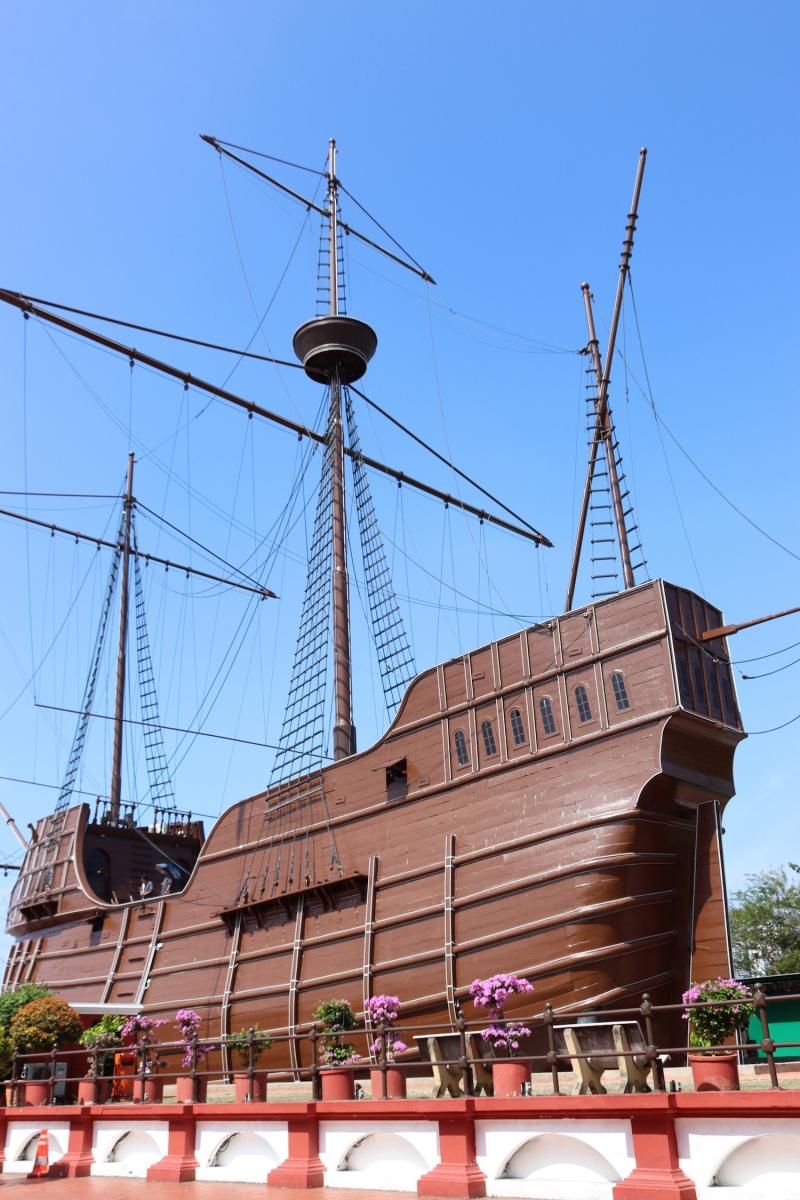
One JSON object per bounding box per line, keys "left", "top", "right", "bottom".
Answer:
{"left": 194, "top": 1120, "right": 288, "bottom": 1183}
{"left": 3, "top": 1121, "right": 69, "bottom": 1174}
{"left": 320, "top": 1120, "right": 438, "bottom": 1190}
{"left": 676, "top": 1117, "right": 800, "bottom": 1195}
{"left": 476, "top": 1119, "right": 634, "bottom": 1200}
{"left": 716, "top": 1133, "right": 800, "bottom": 1188}
{"left": 90, "top": 1120, "right": 168, "bottom": 1178}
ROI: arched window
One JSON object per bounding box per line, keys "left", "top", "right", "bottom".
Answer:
{"left": 539, "top": 696, "right": 556, "bottom": 736}
{"left": 509, "top": 707, "right": 526, "bottom": 746}
{"left": 610, "top": 671, "right": 630, "bottom": 711}
{"left": 575, "top": 684, "right": 592, "bottom": 723}
{"left": 694, "top": 663, "right": 707, "bottom": 706}
{"left": 480, "top": 719, "right": 497, "bottom": 756}
{"left": 454, "top": 729, "right": 469, "bottom": 767}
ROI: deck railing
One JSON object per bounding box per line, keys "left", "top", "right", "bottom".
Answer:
{"left": 4, "top": 983, "right": 794, "bottom": 1105}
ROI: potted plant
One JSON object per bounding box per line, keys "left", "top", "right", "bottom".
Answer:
{"left": 78, "top": 1014, "right": 125, "bottom": 1104}
{"left": 228, "top": 1025, "right": 272, "bottom": 1102}
{"left": 121, "top": 1013, "right": 168, "bottom": 1103}
{"left": 9, "top": 995, "right": 83, "bottom": 1106}
{"left": 683, "top": 978, "right": 754, "bottom": 1091}
{"left": 0, "top": 1031, "right": 14, "bottom": 1106}
{"left": 174, "top": 1008, "right": 212, "bottom": 1102}
{"left": 313, "top": 999, "right": 359, "bottom": 1101}
{"left": 470, "top": 973, "right": 534, "bottom": 1097}
{"left": 365, "top": 994, "right": 407, "bottom": 1099}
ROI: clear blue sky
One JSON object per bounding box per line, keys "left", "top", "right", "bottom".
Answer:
{"left": 0, "top": 4, "right": 797, "bottom": 951}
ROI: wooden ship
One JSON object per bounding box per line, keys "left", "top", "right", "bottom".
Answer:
{"left": 0, "top": 145, "right": 743, "bottom": 1065}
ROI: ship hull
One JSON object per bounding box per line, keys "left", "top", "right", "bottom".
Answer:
{"left": 4, "top": 581, "right": 742, "bottom": 1068}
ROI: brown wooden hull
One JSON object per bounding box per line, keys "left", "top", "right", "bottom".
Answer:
{"left": 4, "top": 580, "right": 743, "bottom": 1067}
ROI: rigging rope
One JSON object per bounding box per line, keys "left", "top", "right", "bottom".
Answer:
{"left": 626, "top": 273, "right": 800, "bottom": 566}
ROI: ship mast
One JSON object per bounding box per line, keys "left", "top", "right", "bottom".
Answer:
{"left": 565, "top": 148, "right": 646, "bottom": 611}
{"left": 292, "top": 140, "right": 379, "bottom": 762}
{"left": 326, "top": 140, "right": 354, "bottom": 760}
{"left": 109, "top": 450, "right": 134, "bottom": 822}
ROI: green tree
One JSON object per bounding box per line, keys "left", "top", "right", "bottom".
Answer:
{"left": 0, "top": 984, "right": 51, "bottom": 1035}
{"left": 729, "top": 863, "right": 800, "bottom": 976}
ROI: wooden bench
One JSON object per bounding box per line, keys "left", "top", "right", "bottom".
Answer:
{"left": 413, "top": 1033, "right": 494, "bottom": 1097}
{"left": 556, "top": 1021, "right": 667, "bottom": 1094}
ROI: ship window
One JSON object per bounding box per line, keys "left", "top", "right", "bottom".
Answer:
{"left": 575, "top": 684, "right": 592, "bottom": 723}
{"left": 539, "top": 696, "right": 556, "bottom": 736}
{"left": 509, "top": 707, "right": 526, "bottom": 746}
{"left": 610, "top": 671, "right": 630, "bottom": 711}
{"left": 721, "top": 675, "right": 736, "bottom": 720}
{"left": 480, "top": 719, "right": 497, "bottom": 756}
{"left": 385, "top": 758, "right": 408, "bottom": 803}
{"left": 677, "top": 657, "right": 692, "bottom": 705}
{"left": 694, "top": 664, "right": 707, "bottom": 706}
{"left": 454, "top": 729, "right": 469, "bottom": 767}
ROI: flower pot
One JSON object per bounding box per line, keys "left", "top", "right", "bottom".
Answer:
{"left": 22, "top": 1079, "right": 51, "bottom": 1106}
{"left": 369, "top": 1066, "right": 406, "bottom": 1099}
{"left": 689, "top": 1052, "right": 740, "bottom": 1092}
{"left": 132, "top": 1075, "right": 164, "bottom": 1103}
{"left": 176, "top": 1074, "right": 207, "bottom": 1103}
{"left": 320, "top": 1067, "right": 354, "bottom": 1101}
{"left": 233, "top": 1071, "right": 267, "bottom": 1103}
{"left": 78, "top": 1077, "right": 111, "bottom": 1105}
{"left": 492, "top": 1058, "right": 530, "bottom": 1098}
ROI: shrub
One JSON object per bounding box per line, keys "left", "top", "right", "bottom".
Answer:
{"left": 175, "top": 1008, "right": 212, "bottom": 1070}
{"left": 365, "top": 994, "right": 407, "bottom": 1062}
{"left": 469, "top": 973, "right": 534, "bottom": 1055}
{"left": 0, "top": 984, "right": 51, "bottom": 1034}
{"left": 80, "top": 1014, "right": 126, "bottom": 1076}
{"left": 120, "top": 1013, "right": 168, "bottom": 1073}
{"left": 313, "top": 998, "right": 358, "bottom": 1067}
{"left": 228, "top": 1025, "right": 272, "bottom": 1068}
{"left": 0, "top": 1032, "right": 14, "bottom": 1079}
{"left": 682, "top": 978, "right": 755, "bottom": 1050}
{"left": 10, "top": 996, "right": 83, "bottom": 1052}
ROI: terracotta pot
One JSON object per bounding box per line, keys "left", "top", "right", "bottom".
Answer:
{"left": 22, "top": 1079, "right": 51, "bottom": 1106}
{"left": 369, "top": 1066, "right": 406, "bottom": 1099}
{"left": 320, "top": 1067, "right": 354, "bottom": 1101}
{"left": 689, "top": 1051, "right": 740, "bottom": 1092}
{"left": 492, "top": 1058, "right": 531, "bottom": 1098}
{"left": 233, "top": 1071, "right": 267, "bottom": 1102}
{"left": 78, "top": 1077, "right": 104, "bottom": 1105}
{"left": 132, "top": 1075, "right": 164, "bottom": 1103}
{"left": 176, "top": 1074, "right": 207, "bottom": 1103}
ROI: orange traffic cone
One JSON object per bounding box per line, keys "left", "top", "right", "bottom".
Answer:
{"left": 29, "top": 1128, "right": 49, "bottom": 1179}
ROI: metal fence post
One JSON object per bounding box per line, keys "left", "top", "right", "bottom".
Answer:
{"left": 310, "top": 1024, "right": 321, "bottom": 1101}
{"left": 49, "top": 1041, "right": 57, "bottom": 1105}
{"left": 544, "top": 1002, "right": 560, "bottom": 1095}
{"left": 640, "top": 993, "right": 665, "bottom": 1091}
{"left": 456, "top": 1005, "right": 474, "bottom": 1097}
{"left": 247, "top": 1026, "right": 255, "bottom": 1102}
{"left": 753, "top": 984, "right": 780, "bottom": 1089}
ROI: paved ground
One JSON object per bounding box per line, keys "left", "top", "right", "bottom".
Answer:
{"left": 0, "top": 1183, "right": 413, "bottom": 1199}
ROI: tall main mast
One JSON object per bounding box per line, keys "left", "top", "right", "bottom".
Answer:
{"left": 292, "top": 138, "right": 378, "bottom": 762}
{"left": 326, "top": 140, "right": 354, "bottom": 760}
{"left": 110, "top": 450, "right": 134, "bottom": 821}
